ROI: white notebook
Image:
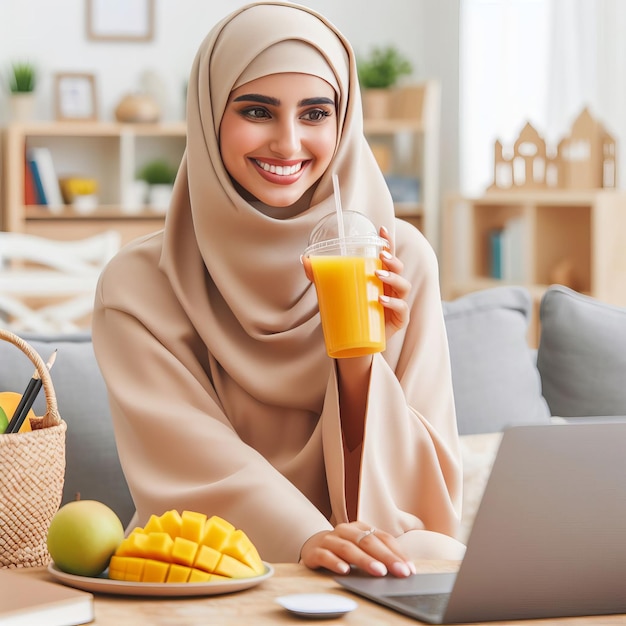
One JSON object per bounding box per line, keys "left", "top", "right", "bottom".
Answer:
{"left": 0, "top": 569, "right": 94, "bottom": 626}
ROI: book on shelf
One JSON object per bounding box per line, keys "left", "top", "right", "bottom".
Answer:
{"left": 26, "top": 147, "right": 65, "bottom": 211}
{"left": 489, "top": 229, "right": 503, "bottom": 279}
{"left": 24, "top": 154, "right": 40, "bottom": 205}
{"left": 26, "top": 153, "right": 47, "bottom": 205}
{"left": 501, "top": 216, "right": 524, "bottom": 282}
{"left": 0, "top": 569, "right": 94, "bottom": 626}
{"left": 488, "top": 218, "right": 524, "bottom": 282}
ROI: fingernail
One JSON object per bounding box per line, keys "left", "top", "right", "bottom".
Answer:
{"left": 299, "top": 254, "right": 304, "bottom": 265}
{"left": 390, "top": 562, "right": 411, "bottom": 577}
{"left": 379, "top": 295, "right": 390, "bottom": 304}
{"left": 337, "top": 562, "right": 350, "bottom": 574}
{"left": 381, "top": 250, "right": 393, "bottom": 260}
{"left": 370, "top": 561, "right": 388, "bottom": 576}
{"left": 376, "top": 269, "right": 390, "bottom": 278}
{"left": 408, "top": 561, "right": 417, "bottom": 575}
{"left": 380, "top": 225, "right": 389, "bottom": 236}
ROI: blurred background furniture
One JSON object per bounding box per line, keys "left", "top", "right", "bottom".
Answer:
{"left": 363, "top": 80, "right": 441, "bottom": 250}
{"left": 441, "top": 189, "right": 626, "bottom": 345}
{"left": 2, "top": 121, "right": 186, "bottom": 246}
{"left": 0, "top": 230, "right": 120, "bottom": 333}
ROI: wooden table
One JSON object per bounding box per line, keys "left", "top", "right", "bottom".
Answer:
{"left": 15, "top": 561, "right": 626, "bottom": 625}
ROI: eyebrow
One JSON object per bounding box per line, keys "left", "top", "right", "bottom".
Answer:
{"left": 232, "top": 94, "right": 335, "bottom": 107}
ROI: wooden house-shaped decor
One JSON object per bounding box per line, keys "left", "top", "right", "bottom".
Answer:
{"left": 556, "top": 107, "right": 616, "bottom": 189}
{"left": 489, "top": 107, "right": 617, "bottom": 192}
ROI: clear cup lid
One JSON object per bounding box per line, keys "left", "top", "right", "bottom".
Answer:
{"left": 305, "top": 210, "right": 388, "bottom": 255}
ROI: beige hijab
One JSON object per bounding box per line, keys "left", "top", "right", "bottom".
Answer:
{"left": 159, "top": 1, "right": 396, "bottom": 409}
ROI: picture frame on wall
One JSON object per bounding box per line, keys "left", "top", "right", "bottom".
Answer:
{"left": 86, "top": 0, "right": 154, "bottom": 42}
{"left": 55, "top": 73, "right": 98, "bottom": 121}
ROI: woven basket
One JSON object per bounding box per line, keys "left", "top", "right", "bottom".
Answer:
{"left": 0, "top": 329, "right": 66, "bottom": 569}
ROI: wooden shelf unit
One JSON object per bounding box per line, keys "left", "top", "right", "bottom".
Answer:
{"left": 2, "top": 121, "right": 186, "bottom": 245}
{"left": 3, "top": 89, "right": 441, "bottom": 249}
{"left": 364, "top": 80, "right": 441, "bottom": 250}
{"left": 441, "top": 190, "right": 626, "bottom": 342}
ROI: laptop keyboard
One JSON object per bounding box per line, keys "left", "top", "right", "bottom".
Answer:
{"left": 389, "top": 592, "right": 450, "bottom": 617}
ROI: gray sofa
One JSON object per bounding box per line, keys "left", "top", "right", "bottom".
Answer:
{"left": 1, "top": 284, "right": 624, "bottom": 538}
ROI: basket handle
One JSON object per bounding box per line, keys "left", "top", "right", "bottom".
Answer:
{"left": 0, "top": 328, "right": 60, "bottom": 429}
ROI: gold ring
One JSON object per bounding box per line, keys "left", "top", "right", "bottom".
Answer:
{"left": 356, "top": 527, "right": 377, "bottom": 545}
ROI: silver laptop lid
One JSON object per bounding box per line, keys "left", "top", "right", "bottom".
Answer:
{"left": 446, "top": 422, "right": 626, "bottom": 622}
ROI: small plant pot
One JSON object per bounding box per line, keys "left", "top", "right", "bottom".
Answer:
{"left": 10, "top": 93, "right": 35, "bottom": 122}
{"left": 361, "top": 89, "right": 391, "bottom": 120}
{"left": 148, "top": 184, "right": 173, "bottom": 213}
{"left": 123, "top": 180, "right": 149, "bottom": 214}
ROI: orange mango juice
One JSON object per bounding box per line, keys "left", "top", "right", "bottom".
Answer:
{"left": 309, "top": 255, "right": 385, "bottom": 358}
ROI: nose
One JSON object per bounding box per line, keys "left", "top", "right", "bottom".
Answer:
{"left": 270, "top": 118, "right": 301, "bottom": 157}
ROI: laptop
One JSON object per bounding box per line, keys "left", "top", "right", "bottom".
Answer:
{"left": 336, "top": 422, "right": 626, "bottom": 623}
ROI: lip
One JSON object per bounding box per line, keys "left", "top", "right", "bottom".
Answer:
{"left": 250, "top": 158, "right": 309, "bottom": 185}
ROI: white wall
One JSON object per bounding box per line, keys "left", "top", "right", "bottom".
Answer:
{"left": 0, "top": 0, "right": 428, "bottom": 123}
{"left": 0, "top": 1, "right": 461, "bottom": 205}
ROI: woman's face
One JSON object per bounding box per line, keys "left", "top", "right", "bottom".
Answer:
{"left": 220, "top": 72, "right": 337, "bottom": 208}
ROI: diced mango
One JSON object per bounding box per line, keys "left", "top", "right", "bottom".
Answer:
{"left": 181, "top": 510, "right": 207, "bottom": 542}
{"left": 143, "top": 514, "right": 165, "bottom": 534}
{"left": 109, "top": 510, "right": 265, "bottom": 584}
{"left": 241, "top": 547, "right": 266, "bottom": 575}
{"left": 125, "top": 557, "right": 146, "bottom": 582}
{"left": 202, "top": 515, "right": 235, "bottom": 551}
{"left": 221, "top": 529, "right": 265, "bottom": 574}
{"left": 222, "top": 529, "right": 253, "bottom": 560}
{"left": 171, "top": 536, "right": 199, "bottom": 567}
{"left": 166, "top": 564, "right": 191, "bottom": 583}
{"left": 193, "top": 544, "right": 221, "bottom": 573}
{"left": 144, "top": 532, "right": 174, "bottom": 561}
{"left": 142, "top": 559, "right": 170, "bottom": 583}
{"left": 188, "top": 569, "right": 211, "bottom": 582}
{"left": 159, "top": 510, "right": 183, "bottom": 538}
{"left": 108, "top": 555, "right": 127, "bottom": 578}
{"left": 114, "top": 537, "right": 135, "bottom": 557}
{"left": 208, "top": 573, "right": 230, "bottom": 582}
{"left": 214, "top": 553, "right": 257, "bottom": 579}
{"left": 108, "top": 555, "right": 146, "bottom": 582}
{"left": 130, "top": 531, "right": 150, "bottom": 551}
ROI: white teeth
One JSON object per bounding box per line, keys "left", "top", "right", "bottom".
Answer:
{"left": 256, "top": 160, "right": 302, "bottom": 175}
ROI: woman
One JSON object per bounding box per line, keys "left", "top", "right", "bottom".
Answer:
{"left": 92, "top": 1, "right": 464, "bottom": 578}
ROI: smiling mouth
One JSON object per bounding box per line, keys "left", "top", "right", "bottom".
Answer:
{"left": 254, "top": 160, "right": 303, "bottom": 176}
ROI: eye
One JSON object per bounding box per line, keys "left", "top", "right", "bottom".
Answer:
{"left": 239, "top": 106, "right": 271, "bottom": 121}
{"left": 301, "top": 108, "right": 332, "bottom": 123}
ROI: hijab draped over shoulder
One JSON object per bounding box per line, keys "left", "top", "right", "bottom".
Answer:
{"left": 93, "top": 1, "right": 462, "bottom": 562}
{"left": 161, "top": 1, "right": 395, "bottom": 377}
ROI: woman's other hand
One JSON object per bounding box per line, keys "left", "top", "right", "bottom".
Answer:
{"left": 299, "top": 522, "right": 417, "bottom": 577}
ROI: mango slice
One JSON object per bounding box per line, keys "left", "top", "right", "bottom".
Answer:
{"left": 108, "top": 510, "right": 265, "bottom": 583}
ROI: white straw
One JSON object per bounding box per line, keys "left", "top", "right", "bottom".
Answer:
{"left": 332, "top": 174, "right": 347, "bottom": 255}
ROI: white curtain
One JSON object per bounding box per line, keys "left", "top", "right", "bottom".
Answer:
{"left": 460, "top": 0, "right": 626, "bottom": 195}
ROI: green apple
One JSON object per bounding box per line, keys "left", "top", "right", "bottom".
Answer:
{"left": 0, "top": 406, "right": 8, "bottom": 433}
{"left": 47, "top": 500, "right": 125, "bottom": 577}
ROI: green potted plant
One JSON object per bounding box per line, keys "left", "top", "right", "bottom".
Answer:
{"left": 138, "top": 159, "right": 177, "bottom": 186}
{"left": 7, "top": 61, "right": 37, "bottom": 121}
{"left": 137, "top": 159, "right": 177, "bottom": 213}
{"left": 9, "top": 61, "right": 36, "bottom": 93}
{"left": 357, "top": 46, "right": 413, "bottom": 119}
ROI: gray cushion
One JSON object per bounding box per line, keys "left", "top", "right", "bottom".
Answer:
{"left": 0, "top": 332, "right": 134, "bottom": 526}
{"left": 537, "top": 285, "right": 626, "bottom": 418}
{"left": 444, "top": 286, "right": 551, "bottom": 435}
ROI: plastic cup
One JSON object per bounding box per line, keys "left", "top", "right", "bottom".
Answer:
{"left": 304, "top": 211, "right": 388, "bottom": 359}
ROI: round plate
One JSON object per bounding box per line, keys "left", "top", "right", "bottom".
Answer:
{"left": 47, "top": 562, "right": 274, "bottom": 597}
{"left": 276, "top": 593, "right": 357, "bottom": 619}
